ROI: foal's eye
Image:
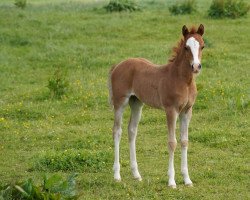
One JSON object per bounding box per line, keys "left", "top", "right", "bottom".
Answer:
{"left": 185, "top": 46, "right": 189, "bottom": 50}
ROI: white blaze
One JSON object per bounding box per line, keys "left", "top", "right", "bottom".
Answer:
{"left": 186, "top": 37, "right": 200, "bottom": 65}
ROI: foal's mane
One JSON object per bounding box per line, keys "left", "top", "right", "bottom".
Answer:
{"left": 168, "top": 26, "right": 197, "bottom": 63}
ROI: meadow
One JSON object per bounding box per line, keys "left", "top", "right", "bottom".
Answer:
{"left": 0, "top": 0, "right": 249, "bottom": 199}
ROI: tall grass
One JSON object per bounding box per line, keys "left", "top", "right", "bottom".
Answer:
{"left": 14, "top": 0, "right": 27, "bottom": 9}
{"left": 104, "top": 0, "right": 140, "bottom": 12}
{"left": 169, "top": 0, "right": 196, "bottom": 15}
{"left": 208, "top": 0, "right": 250, "bottom": 18}
{"left": 47, "top": 69, "right": 69, "bottom": 99}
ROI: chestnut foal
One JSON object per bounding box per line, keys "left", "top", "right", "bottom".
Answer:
{"left": 108, "top": 24, "right": 205, "bottom": 188}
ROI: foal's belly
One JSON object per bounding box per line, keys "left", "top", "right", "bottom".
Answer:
{"left": 133, "top": 87, "right": 162, "bottom": 109}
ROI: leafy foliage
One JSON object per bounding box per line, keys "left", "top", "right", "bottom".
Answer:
{"left": 0, "top": 174, "right": 79, "bottom": 200}
{"left": 14, "top": 0, "right": 27, "bottom": 9}
{"left": 208, "top": 0, "right": 250, "bottom": 18}
{"left": 104, "top": 0, "right": 140, "bottom": 12}
{"left": 169, "top": 0, "right": 196, "bottom": 15}
{"left": 47, "top": 69, "right": 69, "bottom": 99}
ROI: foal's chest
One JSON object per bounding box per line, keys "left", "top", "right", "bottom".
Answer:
{"left": 177, "top": 86, "right": 197, "bottom": 113}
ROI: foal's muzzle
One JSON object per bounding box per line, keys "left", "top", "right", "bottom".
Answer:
{"left": 192, "top": 63, "right": 202, "bottom": 73}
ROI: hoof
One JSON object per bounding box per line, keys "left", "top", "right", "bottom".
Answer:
{"left": 185, "top": 183, "right": 193, "bottom": 187}
{"left": 114, "top": 172, "right": 121, "bottom": 182}
{"left": 114, "top": 174, "right": 121, "bottom": 182}
{"left": 134, "top": 176, "right": 142, "bottom": 181}
{"left": 168, "top": 184, "right": 177, "bottom": 189}
{"left": 114, "top": 178, "right": 121, "bottom": 182}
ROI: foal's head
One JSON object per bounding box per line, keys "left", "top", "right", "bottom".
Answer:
{"left": 182, "top": 24, "right": 205, "bottom": 74}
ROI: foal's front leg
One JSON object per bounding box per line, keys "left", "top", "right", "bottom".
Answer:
{"left": 180, "top": 109, "right": 193, "bottom": 186}
{"left": 166, "top": 108, "right": 178, "bottom": 188}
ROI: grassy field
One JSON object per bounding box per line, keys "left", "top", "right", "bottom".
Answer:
{"left": 0, "top": 0, "right": 249, "bottom": 199}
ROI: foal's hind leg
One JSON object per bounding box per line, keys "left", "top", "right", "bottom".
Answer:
{"left": 128, "top": 96, "right": 143, "bottom": 181}
{"left": 113, "top": 98, "right": 128, "bottom": 181}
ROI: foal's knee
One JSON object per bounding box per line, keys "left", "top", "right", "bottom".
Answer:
{"left": 113, "top": 126, "right": 122, "bottom": 140}
{"left": 181, "top": 140, "right": 188, "bottom": 148}
{"left": 168, "top": 141, "right": 177, "bottom": 151}
{"left": 128, "top": 126, "right": 137, "bottom": 141}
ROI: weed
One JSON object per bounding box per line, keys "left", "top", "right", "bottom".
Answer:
{"left": 10, "top": 36, "right": 30, "bottom": 47}
{"left": 104, "top": 0, "right": 140, "bottom": 12}
{"left": 0, "top": 174, "right": 79, "bottom": 200}
{"left": 208, "top": 0, "right": 250, "bottom": 19}
{"left": 47, "top": 69, "right": 69, "bottom": 99}
{"left": 169, "top": 0, "right": 196, "bottom": 15}
{"left": 14, "top": 0, "right": 27, "bottom": 9}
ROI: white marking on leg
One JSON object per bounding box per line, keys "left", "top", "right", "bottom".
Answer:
{"left": 128, "top": 98, "right": 143, "bottom": 181}
{"left": 168, "top": 141, "right": 177, "bottom": 188}
{"left": 113, "top": 106, "right": 125, "bottom": 181}
{"left": 166, "top": 108, "right": 178, "bottom": 188}
{"left": 180, "top": 111, "right": 193, "bottom": 186}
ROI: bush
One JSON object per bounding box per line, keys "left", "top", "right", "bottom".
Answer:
{"left": 0, "top": 174, "right": 79, "bottom": 200}
{"left": 169, "top": 0, "right": 196, "bottom": 15}
{"left": 208, "top": 0, "right": 250, "bottom": 19}
{"left": 47, "top": 69, "right": 69, "bottom": 99}
{"left": 14, "top": 0, "right": 27, "bottom": 9}
{"left": 104, "top": 0, "right": 140, "bottom": 12}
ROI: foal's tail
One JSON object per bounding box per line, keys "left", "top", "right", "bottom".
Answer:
{"left": 108, "top": 65, "right": 116, "bottom": 109}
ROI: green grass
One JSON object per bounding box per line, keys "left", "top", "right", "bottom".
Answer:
{"left": 0, "top": 0, "right": 249, "bottom": 199}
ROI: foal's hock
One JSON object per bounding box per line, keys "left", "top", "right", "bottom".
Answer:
{"left": 108, "top": 24, "right": 205, "bottom": 188}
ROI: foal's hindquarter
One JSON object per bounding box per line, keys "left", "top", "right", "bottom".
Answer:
{"left": 110, "top": 25, "right": 204, "bottom": 188}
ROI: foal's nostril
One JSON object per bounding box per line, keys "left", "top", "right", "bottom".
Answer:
{"left": 198, "top": 64, "right": 202, "bottom": 69}
{"left": 191, "top": 64, "right": 194, "bottom": 70}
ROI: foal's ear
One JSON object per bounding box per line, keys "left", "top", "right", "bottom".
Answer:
{"left": 182, "top": 25, "right": 189, "bottom": 37}
{"left": 197, "top": 24, "right": 204, "bottom": 36}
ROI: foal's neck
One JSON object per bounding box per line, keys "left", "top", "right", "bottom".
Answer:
{"left": 171, "top": 50, "right": 194, "bottom": 85}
